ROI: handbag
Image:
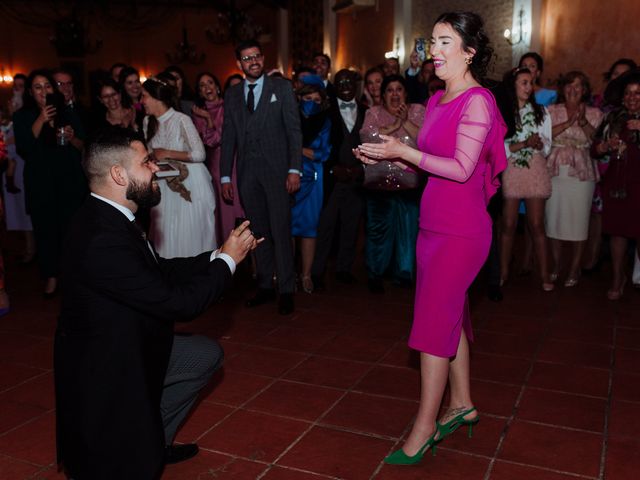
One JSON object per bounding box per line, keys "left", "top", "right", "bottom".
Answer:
{"left": 363, "top": 160, "right": 420, "bottom": 190}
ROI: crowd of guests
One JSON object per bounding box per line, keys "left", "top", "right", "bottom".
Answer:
{"left": 0, "top": 42, "right": 638, "bottom": 317}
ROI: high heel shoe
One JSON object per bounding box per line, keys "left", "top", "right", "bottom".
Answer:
{"left": 607, "top": 276, "right": 627, "bottom": 301}
{"left": 384, "top": 430, "right": 439, "bottom": 465}
{"left": 301, "top": 276, "right": 314, "bottom": 294}
{"left": 437, "top": 406, "right": 479, "bottom": 440}
{"left": 564, "top": 272, "right": 581, "bottom": 288}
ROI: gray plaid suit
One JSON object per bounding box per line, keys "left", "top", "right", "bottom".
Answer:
{"left": 220, "top": 75, "right": 302, "bottom": 293}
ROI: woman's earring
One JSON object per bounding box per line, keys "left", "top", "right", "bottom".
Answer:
{"left": 465, "top": 56, "right": 473, "bottom": 65}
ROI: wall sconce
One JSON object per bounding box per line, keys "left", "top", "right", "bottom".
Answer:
{"left": 504, "top": 6, "right": 526, "bottom": 46}
{"left": 0, "top": 69, "right": 14, "bottom": 84}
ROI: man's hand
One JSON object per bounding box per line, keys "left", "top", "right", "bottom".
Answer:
{"left": 286, "top": 173, "right": 300, "bottom": 194}
{"left": 219, "top": 220, "right": 261, "bottom": 264}
{"left": 221, "top": 183, "right": 234, "bottom": 203}
{"left": 152, "top": 148, "right": 171, "bottom": 161}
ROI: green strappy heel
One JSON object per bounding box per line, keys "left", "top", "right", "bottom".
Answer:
{"left": 437, "top": 406, "right": 479, "bottom": 440}
{"left": 383, "top": 429, "right": 439, "bottom": 465}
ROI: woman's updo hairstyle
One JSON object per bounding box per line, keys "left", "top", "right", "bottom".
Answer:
{"left": 434, "top": 11, "right": 493, "bottom": 81}
{"left": 142, "top": 76, "right": 179, "bottom": 142}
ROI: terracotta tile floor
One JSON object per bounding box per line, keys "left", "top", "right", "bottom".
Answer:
{"left": 0, "top": 243, "right": 639, "bottom": 480}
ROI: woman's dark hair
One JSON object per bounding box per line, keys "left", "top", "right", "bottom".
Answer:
{"left": 557, "top": 70, "right": 592, "bottom": 104}
{"left": 604, "top": 58, "right": 638, "bottom": 82}
{"left": 13, "top": 73, "right": 27, "bottom": 83}
{"left": 603, "top": 69, "right": 640, "bottom": 108}
{"left": 142, "top": 76, "right": 179, "bottom": 142}
{"left": 297, "top": 83, "right": 329, "bottom": 111}
{"left": 165, "top": 65, "right": 195, "bottom": 101}
{"left": 23, "top": 69, "right": 56, "bottom": 111}
{"left": 502, "top": 67, "right": 545, "bottom": 138}
{"left": 98, "top": 78, "right": 122, "bottom": 96}
{"left": 118, "top": 66, "right": 140, "bottom": 107}
{"left": 519, "top": 52, "right": 544, "bottom": 74}
{"left": 194, "top": 72, "right": 222, "bottom": 106}
{"left": 223, "top": 73, "right": 244, "bottom": 94}
{"left": 380, "top": 74, "right": 408, "bottom": 105}
{"left": 434, "top": 11, "right": 493, "bottom": 81}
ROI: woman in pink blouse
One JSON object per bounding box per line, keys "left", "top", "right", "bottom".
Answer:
{"left": 358, "top": 12, "right": 506, "bottom": 465}
{"left": 545, "top": 71, "right": 603, "bottom": 287}
{"left": 192, "top": 72, "right": 244, "bottom": 245}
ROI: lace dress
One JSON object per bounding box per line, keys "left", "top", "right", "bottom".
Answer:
{"left": 144, "top": 108, "right": 217, "bottom": 258}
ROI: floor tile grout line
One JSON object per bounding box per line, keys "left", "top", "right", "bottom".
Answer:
{"left": 598, "top": 303, "right": 618, "bottom": 480}
{"left": 482, "top": 293, "right": 559, "bottom": 480}
{"left": 0, "top": 407, "right": 55, "bottom": 441}
{"left": 256, "top": 337, "right": 403, "bottom": 479}
{"left": 0, "top": 369, "right": 52, "bottom": 396}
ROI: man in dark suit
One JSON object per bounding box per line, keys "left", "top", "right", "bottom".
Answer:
{"left": 311, "top": 69, "right": 366, "bottom": 288}
{"left": 220, "top": 39, "right": 302, "bottom": 315}
{"left": 54, "top": 128, "right": 258, "bottom": 479}
{"left": 313, "top": 52, "right": 336, "bottom": 101}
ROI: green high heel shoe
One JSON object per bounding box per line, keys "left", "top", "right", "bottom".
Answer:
{"left": 384, "top": 430, "right": 439, "bottom": 465}
{"left": 437, "top": 406, "right": 479, "bottom": 440}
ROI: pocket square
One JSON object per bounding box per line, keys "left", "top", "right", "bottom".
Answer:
{"left": 270, "top": 93, "right": 277, "bottom": 102}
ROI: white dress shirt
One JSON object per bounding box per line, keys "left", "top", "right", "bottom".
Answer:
{"left": 337, "top": 99, "right": 358, "bottom": 133}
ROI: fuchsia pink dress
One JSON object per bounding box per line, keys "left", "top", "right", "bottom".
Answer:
{"left": 409, "top": 87, "right": 507, "bottom": 357}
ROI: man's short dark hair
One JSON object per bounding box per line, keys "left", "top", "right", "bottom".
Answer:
{"left": 84, "top": 127, "right": 146, "bottom": 184}
{"left": 313, "top": 52, "right": 331, "bottom": 69}
{"left": 235, "top": 39, "right": 262, "bottom": 60}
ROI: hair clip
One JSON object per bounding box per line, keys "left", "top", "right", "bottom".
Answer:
{"left": 148, "top": 76, "right": 168, "bottom": 87}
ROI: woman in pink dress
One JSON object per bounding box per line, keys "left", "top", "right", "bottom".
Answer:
{"left": 192, "top": 72, "right": 244, "bottom": 245}
{"left": 357, "top": 11, "right": 506, "bottom": 465}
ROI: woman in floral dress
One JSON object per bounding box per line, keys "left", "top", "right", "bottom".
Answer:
{"left": 500, "top": 68, "right": 553, "bottom": 291}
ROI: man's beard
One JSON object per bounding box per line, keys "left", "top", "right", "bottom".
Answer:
{"left": 244, "top": 64, "right": 263, "bottom": 80}
{"left": 126, "top": 177, "right": 161, "bottom": 209}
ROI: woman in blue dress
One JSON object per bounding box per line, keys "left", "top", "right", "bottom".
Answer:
{"left": 292, "top": 75, "right": 331, "bottom": 293}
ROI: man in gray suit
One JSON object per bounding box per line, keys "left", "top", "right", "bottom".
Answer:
{"left": 220, "top": 39, "right": 302, "bottom": 315}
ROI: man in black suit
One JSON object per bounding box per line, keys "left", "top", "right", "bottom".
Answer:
{"left": 220, "top": 39, "right": 302, "bottom": 315}
{"left": 313, "top": 52, "right": 336, "bottom": 101}
{"left": 54, "top": 128, "right": 258, "bottom": 479}
{"left": 311, "top": 69, "right": 366, "bottom": 288}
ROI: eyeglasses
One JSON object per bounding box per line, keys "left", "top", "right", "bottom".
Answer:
{"left": 240, "top": 53, "right": 264, "bottom": 63}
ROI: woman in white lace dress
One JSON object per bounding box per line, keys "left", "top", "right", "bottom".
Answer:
{"left": 141, "top": 77, "right": 216, "bottom": 258}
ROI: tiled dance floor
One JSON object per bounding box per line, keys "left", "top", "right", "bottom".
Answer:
{"left": 0, "top": 250, "right": 638, "bottom": 479}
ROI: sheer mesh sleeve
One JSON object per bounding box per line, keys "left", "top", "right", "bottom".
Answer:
{"left": 418, "top": 94, "right": 491, "bottom": 182}
{"left": 180, "top": 116, "right": 206, "bottom": 163}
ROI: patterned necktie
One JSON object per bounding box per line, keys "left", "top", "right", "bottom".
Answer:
{"left": 247, "top": 84, "right": 257, "bottom": 114}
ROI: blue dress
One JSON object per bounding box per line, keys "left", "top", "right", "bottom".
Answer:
{"left": 291, "top": 117, "right": 331, "bottom": 237}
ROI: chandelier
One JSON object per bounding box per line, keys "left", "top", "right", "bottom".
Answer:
{"left": 166, "top": 27, "right": 206, "bottom": 65}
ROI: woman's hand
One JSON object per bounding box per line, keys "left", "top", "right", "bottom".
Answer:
{"left": 191, "top": 105, "right": 211, "bottom": 120}
{"left": 394, "top": 103, "right": 409, "bottom": 122}
{"left": 63, "top": 125, "right": 75, "bottom": 142}
{"left": 152, "top": 148, "right": 171, "bottom": 161}
{"left": 626, "top": 119, "right": 640, "bottom": 131}
{"left": 38, "top": 105, "right": 56, "bottom": 124}
{"left": 357, "top": 134, "right": 406, "bottom": 162}
{"left": 302, "top": 147, "right": 314, "bottom": 160}
{"left": 525, "top": 133, "right": 543, "bottom": 150}
{"left": 577, "top": 104, "right": 588, "bottom": 127}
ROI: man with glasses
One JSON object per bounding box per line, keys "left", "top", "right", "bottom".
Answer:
{"left": 220, "top": 39, "right": 302, "bottom": 315}
{"left": 52, "top": 68, "right": 89, "bottom": 140}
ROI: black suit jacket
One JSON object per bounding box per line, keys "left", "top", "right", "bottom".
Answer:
{"left": 54, "top": 195, "right": 232, "bottom": 479}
